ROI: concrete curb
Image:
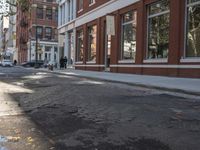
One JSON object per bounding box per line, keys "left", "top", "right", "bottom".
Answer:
{"left": 32, "top": 68, "right": 200, "bottom": 96}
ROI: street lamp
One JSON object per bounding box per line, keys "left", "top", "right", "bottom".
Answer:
{"left": 35, "top": 28, "right": 39, "bottom": 68}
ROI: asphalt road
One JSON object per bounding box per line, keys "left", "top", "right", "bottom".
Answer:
{"left": 0, "top": 66, "right": 200, "bottom": 150}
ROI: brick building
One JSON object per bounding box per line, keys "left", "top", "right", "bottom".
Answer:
{"left": 16, "top": 0, "right": 58, "bottom": 64}
{"left": 16, "top": 1, "right": 29, "bottom": 63}
{"left": 74, "top": 0, "right": 200, "bottom": 78}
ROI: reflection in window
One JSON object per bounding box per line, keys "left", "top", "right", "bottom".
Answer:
{"left": 121, "top": 11, "right": 137, "bottom": 60}
{"left": 88, "top": 25, "right": 97, "bottom": 61}
{"left": 186, "top": 0, "right": 200, "bottom": 57}
{"left": 77, "top": 30, "right": 84, "bottom": 61}
{"left": 147, "top": 0, "right": 170, "bottom": 59}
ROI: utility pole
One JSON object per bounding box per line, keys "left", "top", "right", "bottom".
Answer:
{"left": 35, "top": 27, "right": 39, "bottom": 68}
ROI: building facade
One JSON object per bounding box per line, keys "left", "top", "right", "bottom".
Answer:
{"left": 74, "top": 0, "right": 200, "bottom": 78}
{"left": 57, "top": 0, "right": 76, "bottom": 66}
{"left": 28, "top": 0, "right": 59, "bottom": 65}
{"left": 16, "top": 0, "right": 59, "bottom": 64}
{"left": 16, "top": 1, "right": 29, "bottom": 63}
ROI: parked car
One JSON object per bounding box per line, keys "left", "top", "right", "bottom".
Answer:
{"left": 2, "top": 59, "right": 13, "bottom": 67}
{"left": 21, "top": 60, "right": 44, "bottom": 68}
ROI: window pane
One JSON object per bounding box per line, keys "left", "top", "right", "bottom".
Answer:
{"left": 186, "top": 4, "right": 200, "bottom": 57}
{"left": 149, "top": 0, "right": 170, "bottom": 16}
{"left": 121, "top": 11, "right": 137, "bottom": 60}
{"left": 46, "top": 9, "right": 52, "bottom": 20}
{"left": 147, "top": 13, "right": 170, "bottom": 59}
{"left": 45, "top": 27, "right": 52, "bottom": 39}
{"left": 77, "top": 30, "right": 84, "bottom": 61}
{"left": 88, "top": 25, "right": 97, "bottom": 61}
{"left": 123, "top": 11, "right": 133, "bottom": 23}
{"left": 36, "top": 27, "right": 43, "bottom": 39}
{"left": 188, "top": 0, "right": 200, "bottom": 4}
{"left": 37, "top": 8, "right": 43, "bottom": 19}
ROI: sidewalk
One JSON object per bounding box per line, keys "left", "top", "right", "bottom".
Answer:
{"left": 43, "top": 68, "right": 200, "bottom": 95}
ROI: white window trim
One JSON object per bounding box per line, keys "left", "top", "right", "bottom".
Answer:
{"left": 89, "top": 0, "right": 96, "bottom": 7}
{"left": 183, "top": 0, "right": 200, "bottom": 59}
{"left": 78, "top": 9, "right": 83, "bottom": 13}
{"left": 146, "top": 2, "right": 170, "bottom": 60}
{"left": 143, "top": 58, "right": 168, "bottom": 63}
{"left": 118, "top": 60, "right": 135, "bottom": 64}
{"left": 86, "top": 61, "right": 96, "bottom": 64}
{"left": 180, "top": 58, "right": 200, "bottom": 63}
{"left": 75, "top": 61, "right": 83, "bottom": 64}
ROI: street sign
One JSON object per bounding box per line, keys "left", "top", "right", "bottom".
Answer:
{"left": 106, "top": 15, "right": 115, "bottom": 36}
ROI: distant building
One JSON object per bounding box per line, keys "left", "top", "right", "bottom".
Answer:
{"left": 16, "top": 0, "right": 59, "bottom": 64}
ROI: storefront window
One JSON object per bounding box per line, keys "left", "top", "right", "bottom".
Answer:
{"left": 186, "top": 0, "right": 200, "bottom": 57}
{"left": 77, "top": 30, "right": 84, "bottom": 61}
{"left": 88, "top": 25, "right": 97, "bottom": 62}
{"left": 121, "top": 11, "right": 137, "bottom": 60}
{"left": 147, "top": 0, "right": 170, "bottom": 59}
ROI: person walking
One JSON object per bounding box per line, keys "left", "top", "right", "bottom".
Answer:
{"left": 63, "top": 56, "right": 68, "bottom": 69}
{"left": 60, "top": 57, "right": 64, "bottom": 69}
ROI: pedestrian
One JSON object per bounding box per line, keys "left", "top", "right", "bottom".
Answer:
{"left": 60, "top": 57, "right": 64, "bottom": 69}
{"left": 14, "top": 60, "right": 17, "bottom": 65}
{"left": 63, "top": 56, "right": 68, "bottom": 69}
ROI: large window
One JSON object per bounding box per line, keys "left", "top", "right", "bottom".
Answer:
{"left": 147, "top": 0, "right": 170, "bottom": 59}
{"left": 121, "top": 11, "right": 137, "bottom": 60}
{"left": 88, "top": 25, "right": 97, "bottom": 62}
{"left": 36, "top": 26, "right": 43, "bottom": 39}
{"left": 186, "top": 0, "right": 200, "bottom": 57}
{"left": 37, "top": 7, "right": 43, "bottom": 19}
{"left": 76, "top": 30, "right": 84, "bottom": 61}
{"left": 45, "top": 27, "right": 52, "bottom": 40}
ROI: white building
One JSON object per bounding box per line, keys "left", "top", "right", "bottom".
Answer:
{"left": 57, "top": 0, "right": 76, "bottom": 66}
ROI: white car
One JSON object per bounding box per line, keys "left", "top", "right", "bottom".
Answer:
{"left": 2, "top": 60, "right": 13, "bottom": 67}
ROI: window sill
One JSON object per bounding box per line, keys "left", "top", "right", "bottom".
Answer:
{"left": 89, "top": 2, "right": 95, "bottom": 7}
{"left": 78, "top": 9, "right": 83, "bottom": 13}
{"left": 180, "top": 58, "right": 200, "bottom": 63}
{"left": 118, "top": 60, "right": 135, "bottom": 64}
{"left": 143, "top": 58, "right": 168, "bottom": 63}
{"left": 86, "top": 61, "right": 96, "bottom": 64}
{"left": 75, "top": 61, "right": 83, "bottom": 64}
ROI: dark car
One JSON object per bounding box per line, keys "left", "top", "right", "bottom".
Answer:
{"left": 21, "top": 60, "right": 44, "bottom": 68}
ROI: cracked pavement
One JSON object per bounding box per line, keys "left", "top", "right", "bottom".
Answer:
{"left": 0, "top": 67, "right": 200, "bottom": 150}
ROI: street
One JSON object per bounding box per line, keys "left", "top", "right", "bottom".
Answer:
{"left": 0, "top": 67, "right": 200, "bottom": 150}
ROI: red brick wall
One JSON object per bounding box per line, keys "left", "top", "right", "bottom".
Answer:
{"left": 75, "top": 0, "right": 200, "bottom": 78}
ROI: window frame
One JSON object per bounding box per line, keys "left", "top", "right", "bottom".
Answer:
{"left": 146, "top": 0, "right": 170, "bottom": 61}
{"left": 46, "top": 8, "right": 52, "bottom": 20}
{"left": 120, "top": 10, "right": 137, "bottom": 62}
{"left": 36, "top": 26, "right": 43, "bottom": 39}
{"left": 45, "top": 27, "right": 52, "bottom": 40}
